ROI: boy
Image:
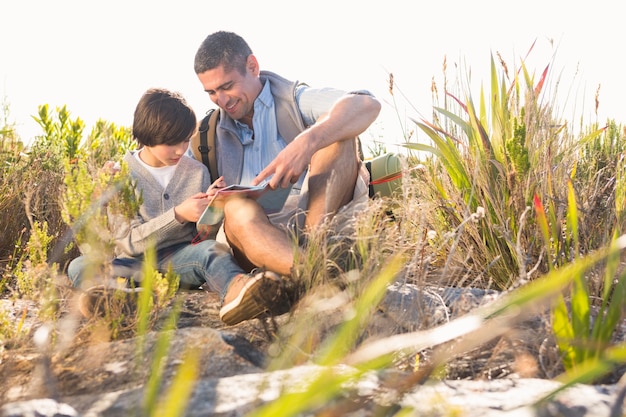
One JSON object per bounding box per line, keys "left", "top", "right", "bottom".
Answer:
{"left": 67, "top": 87, "right": 286, "bottom": 325}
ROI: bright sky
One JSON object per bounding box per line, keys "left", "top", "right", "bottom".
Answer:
{"left": 1, "top": 1, "right": 623, "bottom": 152}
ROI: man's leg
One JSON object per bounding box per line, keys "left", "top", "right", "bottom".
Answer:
{"left": 305, "top": 138, "right": 359, "bottom": 230}
{"left": 223, "top": 138, "right": 359, "bottom": 276}
{"left": 223, "top": 198, "right": 297, "bottom": 277}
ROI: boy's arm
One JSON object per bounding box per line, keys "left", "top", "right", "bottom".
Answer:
{"left": 110, "top": 155, "right": 212, "bottom": 257}
{"left": 110, "top": 191, "right": 211, "bottom": 257}
{"left": 109, "top": 208, "right": 184, "bottom": 258}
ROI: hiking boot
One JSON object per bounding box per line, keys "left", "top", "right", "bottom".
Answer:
{"left": 78, "top": 285, "right": 143, "bottom": 319}
{"left": 219, "top": 270, "right": 283, "bottom": 325}
{"left": 267, "top": 273, "right": 304, "bottom": 317}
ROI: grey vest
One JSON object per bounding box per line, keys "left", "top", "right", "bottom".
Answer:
{"left": 214, "top": 70, "right": 308, "bottom": 184}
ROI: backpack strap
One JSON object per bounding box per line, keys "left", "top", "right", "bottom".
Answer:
{"left": 191, "top": 109, "right": 220, "bottom": 180}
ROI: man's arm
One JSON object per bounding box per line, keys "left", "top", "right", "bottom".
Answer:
{"left": 306, "top": 91, "right": 381, "bottom": 149}
{"left": 254, "top": 92, "right": 381, "bottom": 189}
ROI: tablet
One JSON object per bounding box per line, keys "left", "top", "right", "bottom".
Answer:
{"left": 197, "top": 183, "right": 293, "bottom": 226}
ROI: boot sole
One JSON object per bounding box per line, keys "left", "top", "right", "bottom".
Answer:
{"left": 219, "top": 273, "right": 280, "bottom": 325}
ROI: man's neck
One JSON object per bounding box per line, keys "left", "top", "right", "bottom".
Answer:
{"left": 238, "top": 114, "right": 253, "bottom": 129}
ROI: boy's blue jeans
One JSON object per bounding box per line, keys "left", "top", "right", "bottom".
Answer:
{"left": 67, "top": 240, "right": 244, "bottom": 300}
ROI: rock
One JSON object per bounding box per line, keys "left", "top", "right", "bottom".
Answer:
{"left": 403, "top": 378, "right": 622, "bottom": 417}
{"left": 2, "top": 284, "right": 625, "bottom": 416}
{"left": 3, "top": 368, "right": 623, "bottom": 417}
{"left": 1, "top": 398, "right": 78, "bottom": 417}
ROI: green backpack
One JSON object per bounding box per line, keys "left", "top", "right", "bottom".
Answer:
{"left": 190, "top": 109, "right": 403, "bottom": 199}
{"left": 364, "top": 152, "right": 404, "bottom": 198}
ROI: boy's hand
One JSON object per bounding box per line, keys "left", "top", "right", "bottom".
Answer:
{"left": 174, "top": 193, "right": 209, "bottom": 223}
{"left": 102, "top": 161, "right": 121, "bottom": 176}
{"left": 206, "top": 176, "right": 226, "bottom": 198}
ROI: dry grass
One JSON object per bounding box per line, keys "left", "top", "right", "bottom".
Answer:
{"left": 2, "top": 50, "right": 626, "bottom": 415}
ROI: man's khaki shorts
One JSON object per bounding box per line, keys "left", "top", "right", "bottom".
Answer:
{"left": 216, "top": 162, "right": 370, "bottom": 245}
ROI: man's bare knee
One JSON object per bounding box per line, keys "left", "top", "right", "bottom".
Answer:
{"left": 310, "top": 138, "right": 358, "bottom": 175}
{"left": 223, "top": 199, "right": 266, "bottom": 241}
{"left": 306, "top": 139, "right": 359, "bottom": 226}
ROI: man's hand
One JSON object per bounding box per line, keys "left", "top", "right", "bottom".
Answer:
{"left": 253, "top": 91, "right": 381, "bottom": 189}
{"left": 174, "top": 192, "right": 209, "bottom": 223}
{"left": 253, "top": 137, "right": 313, "bottom": 189}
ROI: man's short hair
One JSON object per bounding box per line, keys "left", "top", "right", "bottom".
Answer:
{"left": 194, "top": 31, "right": 252, "bottom": 76}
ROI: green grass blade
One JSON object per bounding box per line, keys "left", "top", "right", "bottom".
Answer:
{"left": 402, "top": 142, "right": 443, "bottom": 159}
{"left": 552, "top": 293, "right": 576, "bottom": 370}
{"left": 466, "top": 97, "right": 494, "bottom": 160}
{"left": 538, "top": 343, "right": 626, "bottom": 403}
{"left": 153, "top": 346, "right": 199, "bottom": 417}
{"left": 594, "top": 267, "right": 626, "bottom": 344}
{"left": 137, "top": 243, "right": 157, "bottom": 339}
{"left": 570, "top": 273, "right": 590, "bottom": 363}
{"left": 564, "top": 180, "right": 591, "bottom": 362}
{"left": 143, "top": 302, "right": 181, "bottom": 416}
{"left": 566, "top": 180, "right": 579, "bottom": 256}
{"left": 432, "top": 106, "right": 473, "bottom": 138}
{"left": 251, "top": 256, "right": 406, "bottom": 417}
{"left": 315, "top": 254, "right": 406, "bottom": 366}
{"left": 412, "top": 121, "right": 471, "bottom": 191}
{"left": 533, "top": 194, "right": 553, "bottom": 269}
{"left": 345, "top": 242, "right": 623, "bottom": 367}
{"left": 486, "top": 239, "right": 624, "bottom": 319}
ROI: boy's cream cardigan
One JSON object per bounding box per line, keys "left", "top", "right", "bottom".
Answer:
{"left": 111, "top": 151, "right": 211, "bottom": 258}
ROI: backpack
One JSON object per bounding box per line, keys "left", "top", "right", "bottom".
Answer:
{"left": 190, "top": 108, "right": 220, "bottom": 181}
{"left": 189, "top": 109, "right": 403, "bottom": 199}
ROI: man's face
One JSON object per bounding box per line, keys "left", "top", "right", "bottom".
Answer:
{"left": 197, "top": 55, "right": 262, "bottom": 125}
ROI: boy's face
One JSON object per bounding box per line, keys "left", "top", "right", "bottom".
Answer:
{"left": 140, "top": 140, "right": 190, "bottom": 167}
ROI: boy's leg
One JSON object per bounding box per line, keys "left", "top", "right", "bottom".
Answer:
{"left": 74, "top": 256, "right": 144, "bottom": 318}
{"left": 67, "top": 255, "right": 89, "bottom": 288}
{"left": 111, "top": 257, "right": 144, "bottom": 285}
{"left": 67, "top": 255, "right": 143, "bottom": 289}
{"left": 157, "top": 240, "right": 244, "bottom": 299}
{"left": 159, "top": 240, "right": 292, "bottom": 325}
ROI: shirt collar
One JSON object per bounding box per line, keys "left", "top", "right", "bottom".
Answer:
{"left": 255, "top": 78, "right": 273, "bottom": 110}
{"left": 233, "top": 80, "right": 274, "bottom": 146}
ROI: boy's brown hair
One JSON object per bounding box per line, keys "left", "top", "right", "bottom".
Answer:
{"left": 132, "top": 88, "right": 196, "bottom": 147}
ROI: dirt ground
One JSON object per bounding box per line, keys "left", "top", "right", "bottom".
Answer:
{"left": 2, "top": 285, "right": 625, "bottom": 407}
{"left": 0, "top": 290, "right": 277, "bottom": 403}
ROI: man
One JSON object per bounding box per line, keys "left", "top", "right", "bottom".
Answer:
{"left": 193, "top": 31, "right": 381, "bottom": 317}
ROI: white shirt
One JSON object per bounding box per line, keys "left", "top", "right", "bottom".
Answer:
{"left": 134, "top": 149, "right": 177, "bottom": 189}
